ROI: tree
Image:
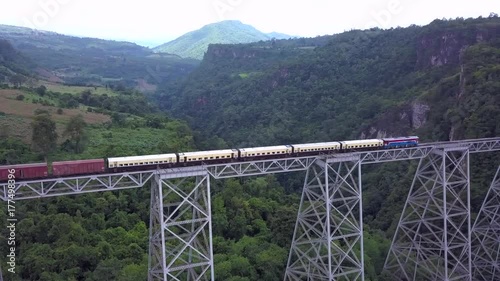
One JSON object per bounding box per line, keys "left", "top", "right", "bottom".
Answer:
{"left": 63, "top": 114, "right": 87, "bottom": 153}
{"left": 36, "top": 85, "right": 47, "bottom": 96}
{"left": 31, "top": 111, "right": 58, "bottom": 161}
{"left": 80, "top": 90, "right": 92, "bottom": 104}
{"left": 10, "top": 74, "right": 26, "bottom": 88}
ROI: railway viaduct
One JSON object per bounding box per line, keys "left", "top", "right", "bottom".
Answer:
{"left": 1, "top": 137, "right": 499, "bottom": 280}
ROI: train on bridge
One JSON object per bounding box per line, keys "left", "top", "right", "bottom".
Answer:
{"left": 0, "top": 136, "right": 418, "bottom": 182}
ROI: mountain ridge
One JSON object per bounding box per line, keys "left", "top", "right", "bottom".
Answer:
{"left": 0, "top": 24, "right": 199, "bottom": 90}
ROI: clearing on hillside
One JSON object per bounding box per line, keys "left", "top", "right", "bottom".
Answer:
{"left": 0, "top": 89, "right": 110, "bottom": 124}
{"left": 0, "top": 89, "right": 111, "bottom": 144}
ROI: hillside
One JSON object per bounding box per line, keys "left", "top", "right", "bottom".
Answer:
{"left": 158, "top": 16, "right": 500, "bottom": 147}
{"left": 0, "top": 39, "right": 35, "bottom": 81}
{"left": 153, "top": 20, "right": 293, "bottom": 60}
{"left": 0, "top": 25, "right": 199, "bottom": 91}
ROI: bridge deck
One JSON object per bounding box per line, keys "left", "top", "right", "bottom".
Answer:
{"left": 0, "top": 137, "right": 498, "bottom": 200}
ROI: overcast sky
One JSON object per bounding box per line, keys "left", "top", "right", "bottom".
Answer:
{"left": 0, "top": 0, "right": 498, "bottom": 47}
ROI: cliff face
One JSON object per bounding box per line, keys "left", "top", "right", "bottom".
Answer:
{"left": 362, "top": 19, "right": 500, "bottom": 140}
{"left": 416, "top": 21, "right": 500, "bottom": 69}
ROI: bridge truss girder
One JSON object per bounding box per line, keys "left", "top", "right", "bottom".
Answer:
{"left": 384, "top": 146, "right": 472, "bottom": 281}
{"left": 0, "top": 171, "right": 154, "bottom": 200}
{"left": 285, "top": 156, "right": 364, "bottom": 281}
{"left": 471, "top": 165, "right": 500, "bottom": 280}
{"left": 148, "top": 170, "right": 214, "bottom": 281}
{"left": 206, "top": 156, "right": 316, "bottom": 178}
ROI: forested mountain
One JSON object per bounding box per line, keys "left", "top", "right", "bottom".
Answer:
{"left": 158, "top": 16, "right": 500, "bottom": 147}
{"left": 0, "top": 25, "right": 199, "bottom": 91}
{"left": 153, "top": 20, "right": 293, "bottom": 60}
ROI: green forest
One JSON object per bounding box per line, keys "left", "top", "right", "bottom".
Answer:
{"left": 0, "top": 16, "right": 499, "bottom": 281}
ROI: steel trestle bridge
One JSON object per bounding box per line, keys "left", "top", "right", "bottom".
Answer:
{"left": 1, "top": 137, "right": 499, "bottom": 280}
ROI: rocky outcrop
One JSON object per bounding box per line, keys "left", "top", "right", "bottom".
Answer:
{"left": 360, "top": 101, "right": 430, "bottom": 138}
{"left": 205, "top": 45, "right": 259, "bottom": 61}
{"left": 411, "top": 102, "right": 430, "bottom": 129}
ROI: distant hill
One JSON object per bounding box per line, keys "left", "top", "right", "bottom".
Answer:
{"left": 0, "top": 25, "right": 199, "bottom": 90}
{"left": 153, "top": 20, "right": 293, "bottom": 60}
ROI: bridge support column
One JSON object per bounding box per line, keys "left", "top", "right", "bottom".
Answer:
{"left": 472, "top": 165, "right": 500, "bottom": 280}
{"left": 384, "top": 146, "right": 472, "bottom": 280}
{"left": 285, "top": 156, "right": 364, "bottom": 281}
{"left": 148, "top": 171, "right": 214, "bottom": 281}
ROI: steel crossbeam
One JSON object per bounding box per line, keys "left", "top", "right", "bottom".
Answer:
{"left": 384, "top": 146, "right": 473, "bottom": 280}
{"left": 148, "top": 173, "right": 214, "bottom": 281}
{"left": 205, "top": 156, "right": 317, "bottom": 178}
{"left": 285, "top": 157, "right": 364, "bottom": 281}
{"left": 467, "top": 138, "right": 500, "bottom": 153}
{"left": 471, "top": 166, "right": 500, "bottom": 280}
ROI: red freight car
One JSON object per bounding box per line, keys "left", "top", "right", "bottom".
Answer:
{"left": 52, "top": 159, "right": 106, "bottom": 177}
{"left": 0, "top": 163, "right": 48, "bottom": 181}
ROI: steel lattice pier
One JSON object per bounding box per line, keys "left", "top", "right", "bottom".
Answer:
{"left": 471, "top": 166, "right": 500, "bottom": 280}
{"left": 148, "top": 171, "right": 214, "bottom": 281}
{"left": 284, "top": 156, "right": 364, "bottom": 280}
